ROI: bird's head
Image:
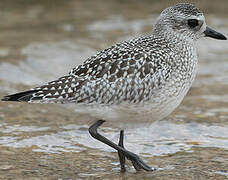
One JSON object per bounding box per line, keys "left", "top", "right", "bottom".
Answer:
{"left": 154, "top": 3, "right": 226, "bottom": 41}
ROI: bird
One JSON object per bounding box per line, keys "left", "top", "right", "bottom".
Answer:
{"left": 2, "top": 3, "right": 227, "bottom": 172}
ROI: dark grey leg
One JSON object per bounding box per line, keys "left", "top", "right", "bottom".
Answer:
{"left": 88, "top": 120, "right": 156, "bottom": 172}
{"left": 118, "top": 130, "right": 126, "bottom": 172}
{"left": 118, "top": 130, "right": 141, "bottom": 171}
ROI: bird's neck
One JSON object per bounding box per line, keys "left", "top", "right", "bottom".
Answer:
{"left": 153, "top": 25, "right": 197, "bottom": 63}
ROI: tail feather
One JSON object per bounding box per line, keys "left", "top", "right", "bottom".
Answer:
{"left": 1, "top": 90, "right": 40, "bottom": 102}
{"left": 1, "top": 75, "right": 80, "bottom": 103}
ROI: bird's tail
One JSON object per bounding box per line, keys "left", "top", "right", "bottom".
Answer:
{"left": 2, "top": 89, "right": 40, "bottom": 102}
{"left": 1, "top": 75, "right": 79, "bottom": 103}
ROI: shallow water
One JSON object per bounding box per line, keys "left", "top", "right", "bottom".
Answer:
{"left": 0, "top": 0, "right": 228, "bottom": 179}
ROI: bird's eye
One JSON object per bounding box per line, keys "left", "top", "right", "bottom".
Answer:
{"left": 187, "top": 19, "right": 199, "bottom": 28}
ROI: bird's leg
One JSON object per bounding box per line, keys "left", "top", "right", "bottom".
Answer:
{"left": 88, "top": 120, "right": 156, "bottom": 172}
{"left": 118, "top": 130, "right": 126, "bottom": 172}
{"left": 118, "top": 130, "right": 141, "bottom": 171}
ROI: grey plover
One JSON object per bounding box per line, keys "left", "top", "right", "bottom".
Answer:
{"left": 2, "top": 3, "right": 226, "bottom": 172}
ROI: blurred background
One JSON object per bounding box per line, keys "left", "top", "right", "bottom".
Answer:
{"left": 0, "top": 0, "right": 227, "bottom": 179}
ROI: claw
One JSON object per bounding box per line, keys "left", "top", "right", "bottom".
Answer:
{"left": 127, "top": 152, "right": 156, "bottom": 171}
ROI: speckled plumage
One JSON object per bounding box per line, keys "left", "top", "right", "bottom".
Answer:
{"left": 29, "top": 34, "right": 196, "bottom": 105}
{"left": 2, "top": 3, "right": 218, "bottom": 122}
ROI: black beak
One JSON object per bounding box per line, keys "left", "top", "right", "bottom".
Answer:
{"left": 204, "top": 26, "right": 227, "bottom": 40}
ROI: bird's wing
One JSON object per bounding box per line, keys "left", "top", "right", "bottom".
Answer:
{"left": 2, "top": 37, "right": 171, "bottom": 104}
